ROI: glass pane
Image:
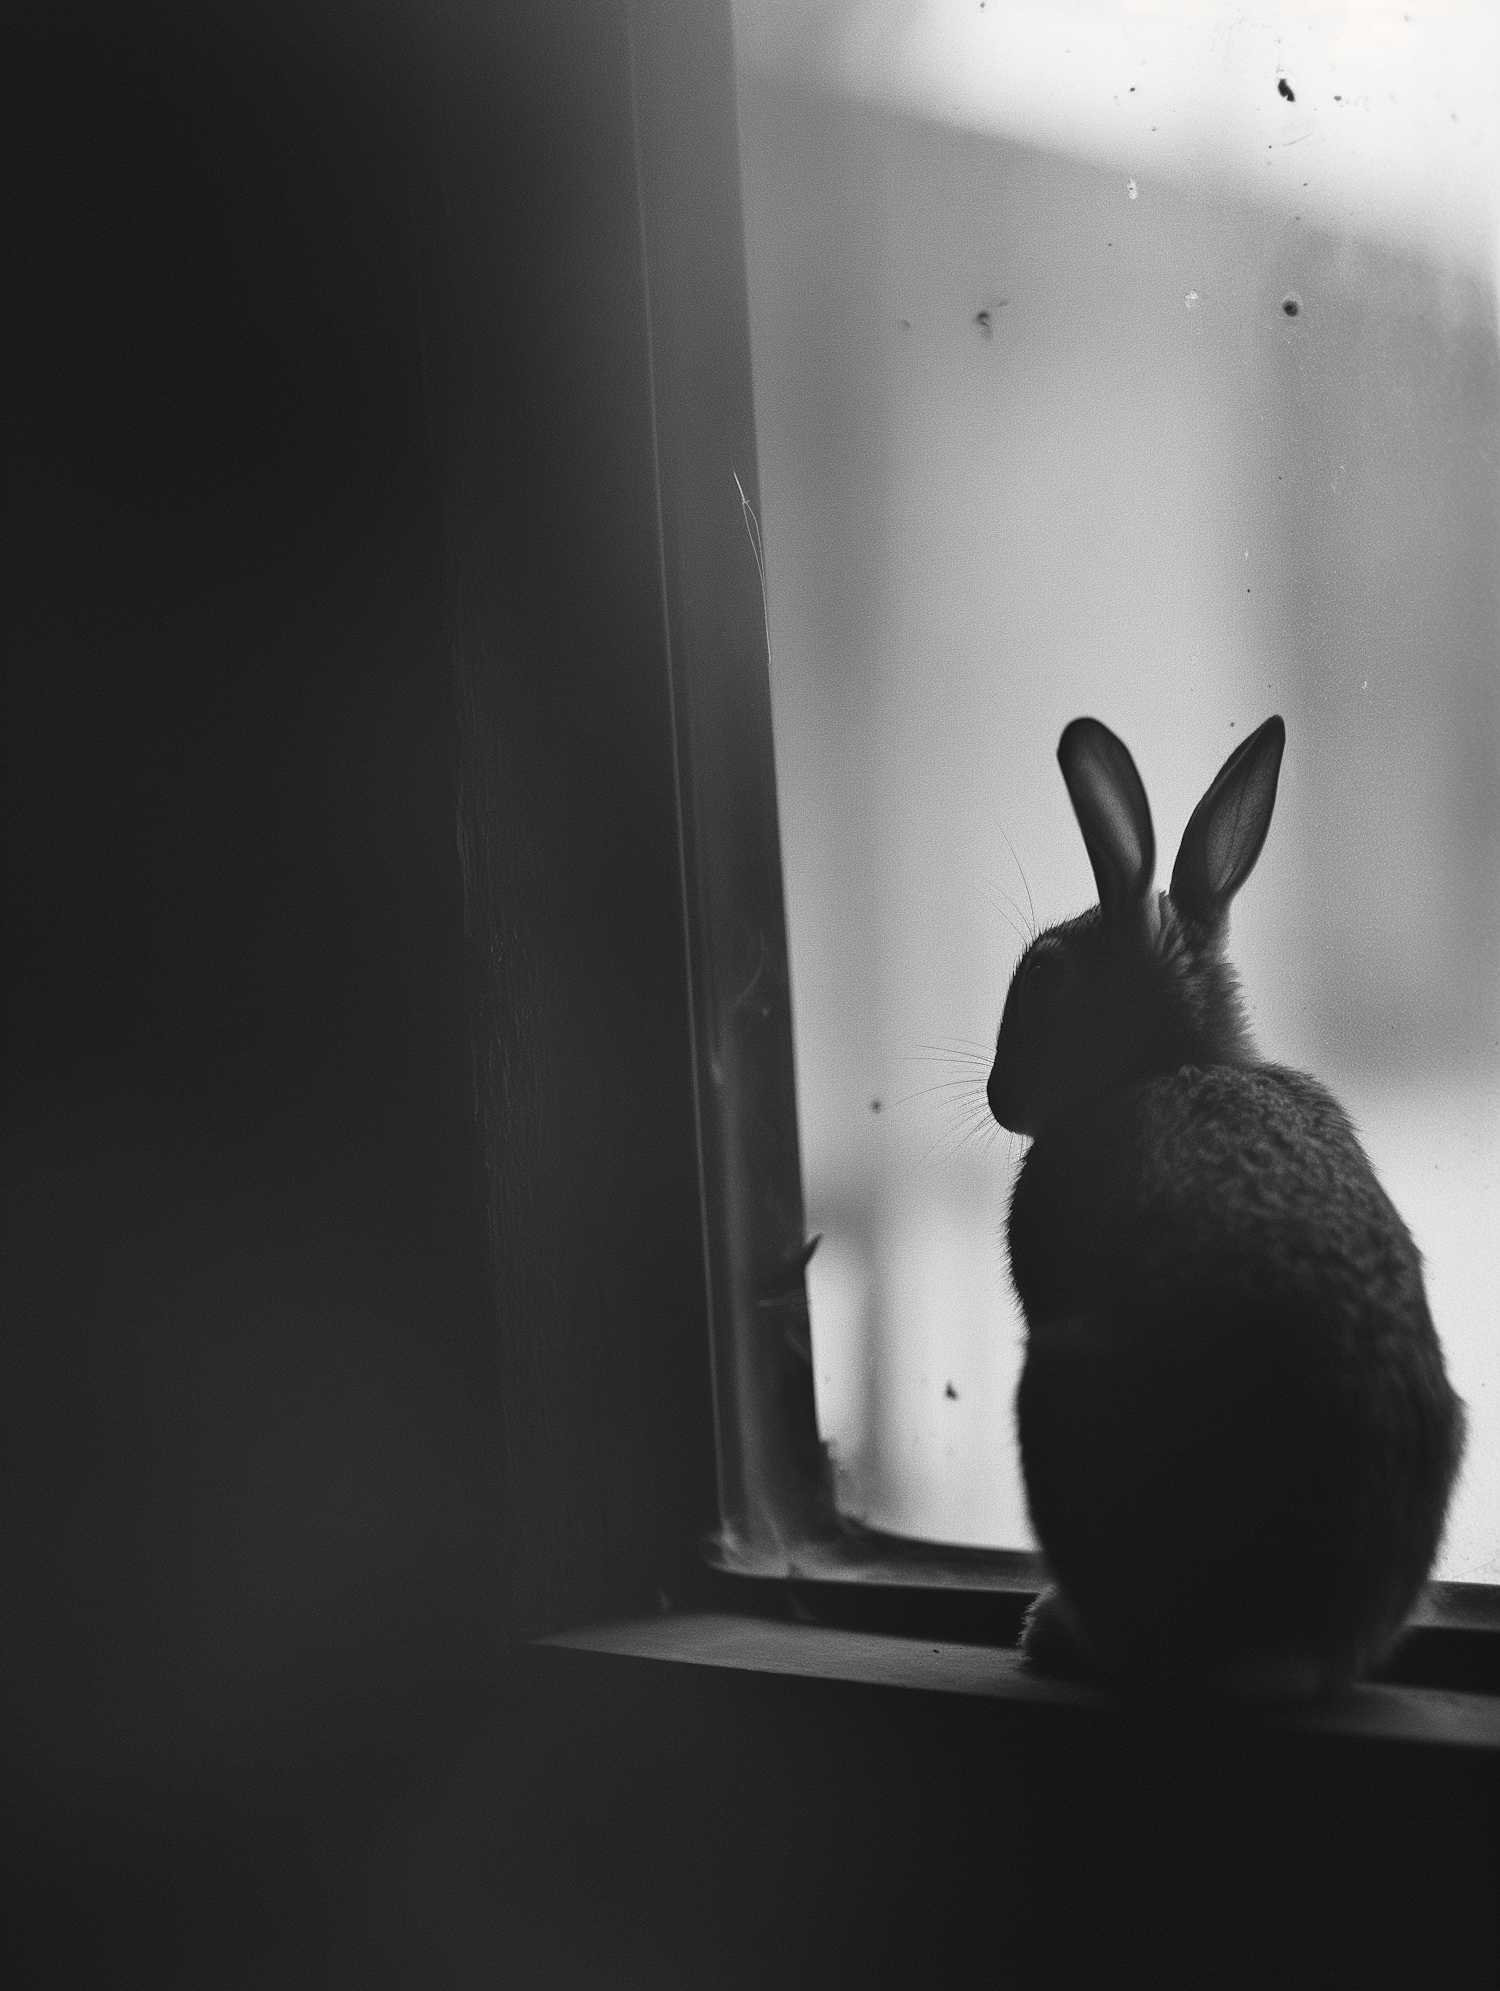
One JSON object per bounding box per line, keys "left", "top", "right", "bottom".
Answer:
{"left": 734, "top": 0, "right": 1500, "bottom": 1581}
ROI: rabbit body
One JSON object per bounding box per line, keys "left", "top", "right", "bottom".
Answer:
{"left": 989, "top": 717, "right": 1464, "bottom": 1698}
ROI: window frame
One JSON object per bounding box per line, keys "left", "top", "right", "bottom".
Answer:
{"left": 469, "top": 0, "right": 1500, "bottom": 1725}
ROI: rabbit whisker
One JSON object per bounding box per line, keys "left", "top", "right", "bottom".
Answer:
{"left": 978, "top": 884, "right": 1030, "bottom": 950}
{"left": 993, "top": 819, "right": 1037, "bottom": 934}
{"left": 910, "top": 1038, "right": 994, "bottom": 1064}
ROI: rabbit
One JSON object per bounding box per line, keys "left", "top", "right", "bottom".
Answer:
{"left": 987, "top": 715, "right": 1465, "bottom": 1700}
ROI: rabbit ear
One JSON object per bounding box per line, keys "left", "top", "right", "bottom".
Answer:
{"left": 1058, "top": 718, "right": 1156, "bottom": 922}
{"left": 1170, "top": 716, "right": 1286, "bottom": 926}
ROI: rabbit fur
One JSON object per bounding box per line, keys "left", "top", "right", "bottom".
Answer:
{"left": 988, "top": 716, "right": 1465, "bottom": 1700}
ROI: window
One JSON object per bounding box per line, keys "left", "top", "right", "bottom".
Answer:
{"left": 644, "top": 0, "right": 1500, "bottom": 1606}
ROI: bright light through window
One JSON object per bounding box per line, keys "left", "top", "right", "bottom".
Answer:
{"left": 734, "top": 0, "right": 1500, "bottom": 1580}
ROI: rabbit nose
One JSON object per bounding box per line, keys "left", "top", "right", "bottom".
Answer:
{"left": 988, "top": 1060, "right": 1031, "bottom": 1135}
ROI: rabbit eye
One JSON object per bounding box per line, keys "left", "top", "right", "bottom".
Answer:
{"left": 1023, "top": 949, "right": 1068, "bottom": 1010}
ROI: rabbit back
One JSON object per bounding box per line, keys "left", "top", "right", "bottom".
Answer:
{"left": 1010, "top": 1062, "right": 1465, "bottom": 1694}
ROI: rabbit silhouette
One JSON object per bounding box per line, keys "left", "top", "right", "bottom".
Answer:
{"left": 989, "top": 716, "right": 1465, "bottom": 1699}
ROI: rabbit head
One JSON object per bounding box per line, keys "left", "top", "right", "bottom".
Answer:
{"left": 988, "top": 716, "right": 1286, "bottom": 1137}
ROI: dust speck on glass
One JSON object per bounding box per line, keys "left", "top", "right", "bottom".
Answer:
{"left": 731, "top": 0, "right": 1500, "bottom": 1583}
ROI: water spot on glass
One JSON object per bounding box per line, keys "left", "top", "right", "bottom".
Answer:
{"left": 1127, "top": 178, "right": 1138, "bottom": 200}
{"left": 1282, "top": 294, "right": 1302, "bottom": 318}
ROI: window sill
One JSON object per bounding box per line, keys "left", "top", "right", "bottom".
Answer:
{"left": 542, "top": 1609, "right": 1500, "bottom": 1754}
{"left": 495, "top": 1607, "right": 1497, "bottom": 1977}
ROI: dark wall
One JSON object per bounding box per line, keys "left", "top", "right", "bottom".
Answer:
{"left": 3, "top": 1, "right": 711, "bottom": 1973}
